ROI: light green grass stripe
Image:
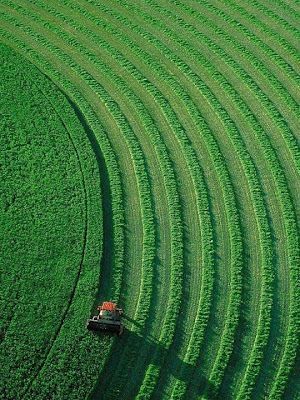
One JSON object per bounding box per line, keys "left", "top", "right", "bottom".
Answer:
{"left": 85, "top": 3, "right": 243, "bottom": 397}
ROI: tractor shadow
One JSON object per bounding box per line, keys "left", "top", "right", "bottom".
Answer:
{"left": 90, "top": 315, "right": 218, "bottom": 399}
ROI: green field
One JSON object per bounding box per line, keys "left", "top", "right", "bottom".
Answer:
{"left": 0, "top": 1, "right": 299, "bottom": 399}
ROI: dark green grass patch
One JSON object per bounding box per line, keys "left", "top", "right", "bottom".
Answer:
{"left": 0, "top": 44, "right": 105, "bottom": 400}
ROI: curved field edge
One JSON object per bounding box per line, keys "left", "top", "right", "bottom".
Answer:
{"left": 0, "top": 43, "right": 108, "bottom": 400}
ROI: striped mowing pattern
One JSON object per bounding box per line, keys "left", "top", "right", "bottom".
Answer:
{"left": 0, "top": 0, "right": 299, "bottom": 399}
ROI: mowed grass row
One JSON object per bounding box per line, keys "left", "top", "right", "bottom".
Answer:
{"left": 0, "top": 23, "right": 126, "bottom": 400}
{"left": 65, "top": 3, "right": 242, "bottom": 398}
{"left": 161, "top": 2, "right": 300, "bottom": 397}
{"left": 144, "top": 2, "right": 296, "bottom": 396}
{"left": 2, "top": 0, "right": 218, "bottom": 396}
{"left": 132, "top": 1, "right": 300, "bottom": 398}
{"left": 20, "top": 2, "right": 204, "bottom": 396}
{"left": 204, "top": 0, "right": 300, "bottom": 75}
{"left": 167, "top": 0, "right": 300, "bottom": 179}
{"left": 256, "top": 0, "right": 299, "bottom": 30}
{"left": 149, "top": 1, "right": 298, "bottom": 398}
{"left": 0, "top": 43, "right": 107, "bottom": 400}
{"left": 229, "top": 0, "right": 300, "bottom": 51}
{"left": 76, "top": 0, "right": 298, "bottom": 396}
{"left": 176, "top": 2, "right": 300, "bottom": 397}
{"left": 96, "top": 0, "right": 282, "bottom": 396}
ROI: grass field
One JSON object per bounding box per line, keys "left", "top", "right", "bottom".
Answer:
{"left": 0, "top": 1, "right": 299, "bottom": 399}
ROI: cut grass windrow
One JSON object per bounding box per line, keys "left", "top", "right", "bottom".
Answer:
{"left": 187, "top": 0, "right": 300, "bottom": 107}
{"left": 257, "top": 0, "right": 300, "bottom": 30}
{"left": 155, "top": 0, "right": 300, "bottom": 176}
{"left": 77, "top": 2, "right": 245, "bottom": 396}
{"left": 237, "top": 0, "right": 300, "bottom": 44}
{"left": 148, "top": 0, "right": 300, "bottom": 383}
{"left": 201, "top": 0, "right": 300, "bottom": 73}
{"left": 112, "top": 2, "right": 299, "bottom": 396}
{"left": 92, "top": 2, "right": 277, "bottom": 396}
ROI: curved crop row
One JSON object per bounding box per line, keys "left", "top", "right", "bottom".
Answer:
{"left": 145, "top": 0, "right": 299, "bottom": 396}
{"left": 89, "top": 2, "right": 276, "bottom": 396}
{"left": 256, "top": 0, "right": 300, "bottom": 29}
{"left": 166, "top": 0, "right": 300, "bottom": 171}
{"left": 0, "top": 11, "right": 157, "bottom": 400}
{"left": 147, "top": 0, "right": 300, "bottom": 175}
{"left": 237, "top": 0, "right": 300, "bottom": 42}
{"left": 205, "top": 0, "right": 300, "bottom": 74}
{"left": 87, "top": 0, "right": 284, "bottom": 396}
{"left": 44, "top": 0, "right": 298, "bottom": 396}
{"left": 213, "top": 74, "right": 299, "bottom": 400}
{"left": 108, "top": 2, "right": 298, "bottom": 396}
{"left": 196, "top": 0, "right": 300, "bottom": 79}
{"left": 85, "top": 4, "right": 245, "bottom": 397}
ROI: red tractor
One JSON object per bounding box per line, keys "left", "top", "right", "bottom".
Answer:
{"left": 87, "top": 302, "right": 124, "bottom": 336}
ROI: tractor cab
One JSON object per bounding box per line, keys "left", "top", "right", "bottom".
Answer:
{"left": 87, "top": 301, "right": 124, "bottom": 336}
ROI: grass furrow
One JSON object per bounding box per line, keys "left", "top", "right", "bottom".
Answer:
{"left": 257, "top": 0, "right": 300, "bottom": 29}
{"left": 239, "top": 0, "right": 300, "bottom": 43}
{"left": 158, "top": 0, "right": 300, "bottom": 168}
{"left": 167, "top": 0, "right": 300, "bottom": 169}
{"left": 54, "top": 2, "right": 243, "bottom": 396}
{"left": 151, "top": 2, "right": 300, "bottom": 396}
{"left": 71, "top": 0, "right": 245, "bottom": 396}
